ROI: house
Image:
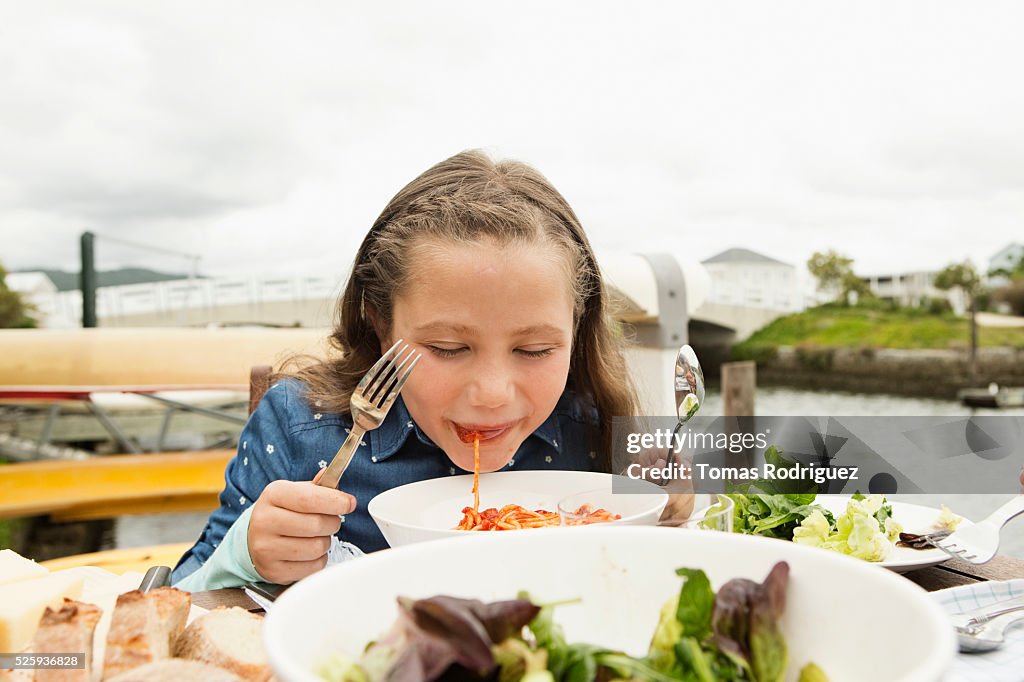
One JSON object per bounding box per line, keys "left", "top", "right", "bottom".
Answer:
{"left": 5, "top": 271, "right": 57, "bottom": 298}
{"left": 3, "top": 272, "right": 73, "bottom": 327}
{"left": 860, "top": 271, "right": 968, "bottom": 314}
{"left": 700, "top": 248, "right": 801, "bottom": 311}
{"left": 988, "top": 242, "right": 1024, "bottom": 287}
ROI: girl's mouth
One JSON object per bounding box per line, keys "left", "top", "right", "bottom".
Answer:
{"left": 452, "top": 421, "right": 518, "bottom": 444}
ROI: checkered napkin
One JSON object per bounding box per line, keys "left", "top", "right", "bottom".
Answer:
{"left": 931, "top": 579, "right": 1024, "bottom": 682}
{"left": 327, "top": 535, "right": 366, "bottom": 564}
{"left": 244, "top": 537, "right": 364, "bottom": 611}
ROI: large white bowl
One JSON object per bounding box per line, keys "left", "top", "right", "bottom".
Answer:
{"left": 368, "top": 470, "right": 668, "bottom": 546}
{"left": 265, "top": 527, "right": 955, "bottom": 682}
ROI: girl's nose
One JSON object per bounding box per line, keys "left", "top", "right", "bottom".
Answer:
{"left": 467, "top": 363, "right": 515, "bottom": 409}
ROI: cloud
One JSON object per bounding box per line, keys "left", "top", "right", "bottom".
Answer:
{"left": 1, "top": 0, "right": 1022, "bottom": 282}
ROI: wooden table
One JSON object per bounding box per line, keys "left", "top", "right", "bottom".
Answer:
{"left": 190, "top": 554, "right": 1024, "bottom": 611}
{"left": 904, "top": 554, "right": 1024, "bottom": 591}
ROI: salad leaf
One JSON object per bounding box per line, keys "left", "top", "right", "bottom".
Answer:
{"left": 713, "top": 577, "right": 755, "bottom": 664}
{"left": 523, "top": 596, "right": 606, "bottom": 682}
{"left": 716, "top": 447, "right": 831, "bottom": 542}
{"left": 749, "top": 563, "right": 788, "bottom": 682}
{"left": 403, "top": 596, "right": 497, "bottom": 675}
{"left": 493, "top": 638, "right": 552, "bottom": 682}
{"left": 648, "top": 598, "right": 683, "bottom": 674}
{"left": 727, "top": 447, "right": 821, "bottom": 497}
{"left": 523, "top": 597, "right": 572, "bottom": 678}
{"left": 317, "top": 654, "right": 368, "bottom": 682}
{"left": 676, "top": 637, "right": 717, "bottom": 682}
{"left": 337, "top": 595, "right": 540, "bottom": 682}
{"left": 712, "top": 562, "right": 790, "bottom": 682}
{"left": 934, "top": 504, "right": 963, "bottom": 531}
{"left": 723, "top": 493, "right": 826, "bottom": 541}
{"left": 798, "top": 662, "right": 830, "bottom": 682}
{"left": 596, "top": 653, "right": 682, "bottom": 682}
{"left": 675, "top": 568, "right": 714, "bottom": 639}
{"left": 791, "top": 495, "right": 900, "bottom": 561}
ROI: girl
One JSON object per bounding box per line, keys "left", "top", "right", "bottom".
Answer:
{"left": 172, "top": 149, "right": 640, "bottom": 590}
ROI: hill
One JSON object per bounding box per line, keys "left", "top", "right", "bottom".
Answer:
{"left": 733, "top": 303, "right": 1024, "bottom": 359}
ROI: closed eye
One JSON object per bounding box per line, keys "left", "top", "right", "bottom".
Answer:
{"left": 516, "top": 348, "right": 554, "bottom": 359}
{"left": 427, "top": 345, "right": 468, "bottom": 359}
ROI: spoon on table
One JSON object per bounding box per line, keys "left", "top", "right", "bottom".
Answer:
{"left": 950, "top": 594, "right": 1024, "bottom": 652}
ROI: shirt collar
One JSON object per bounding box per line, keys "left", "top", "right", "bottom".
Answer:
{"left": 368, "top": 394, "right": 566, "bottom": 461}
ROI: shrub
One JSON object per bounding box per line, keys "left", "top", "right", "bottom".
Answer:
{"left": 993, "top": 280, "right": 1024, "bottom": 316}
{"left": 732, "top": 343, "right": 778, "bottom": 365}
{"left": 924, "top": 297, "right": 953, "bottom": 315}
{"left": 795, "top": 345, "right": 835, "bottom": 371}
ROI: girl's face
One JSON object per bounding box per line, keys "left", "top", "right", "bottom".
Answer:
{"left": 384, "top": 238, "right": 575, "bottom": 473}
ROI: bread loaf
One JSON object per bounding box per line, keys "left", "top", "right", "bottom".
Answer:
{"left": 32, "top": 599, "right": 102, "bottom": 682}
{"left": 100, "top": 588, "right": 190, "bottom": 680}
{"left": 104, "top": 659, "right": 245, "bottom": 682}
{"left": 173, "top": 607, "right": 271, "bottom": 682}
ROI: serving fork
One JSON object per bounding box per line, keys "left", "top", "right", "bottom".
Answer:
{"left": 316, "top": 339, "right": 421, "bottom": 490}
{"left": 929, "top": 496, "right": 1024, "bottom": 565}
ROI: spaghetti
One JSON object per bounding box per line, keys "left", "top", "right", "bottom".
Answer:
{"left": 472, "top": 435, "right": 480, "bottom": 514}
{"left": 455, "top": 502, "right": 620, "bottom": 530}
{"left": 454, "top": 431, "right": 620, "bottom": 529}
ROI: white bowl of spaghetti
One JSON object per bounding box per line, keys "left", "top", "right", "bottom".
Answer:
{"left": 368, "top": 470, "right": 668, "bottom": 547}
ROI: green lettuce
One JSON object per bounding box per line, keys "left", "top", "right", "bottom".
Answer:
{"left": 792, "top": 494, "right": 902, "bottom": 561}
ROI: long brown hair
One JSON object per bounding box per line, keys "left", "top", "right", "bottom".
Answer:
{"left": 284, "top": 149, "right": 638, "bottom": 467}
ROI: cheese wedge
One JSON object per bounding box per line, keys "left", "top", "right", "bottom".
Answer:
{"left": 0, "top": 549, "right": 48, "bottom": 587}
{"left": 0, "top": 571, "right": 84, "bottom": 652}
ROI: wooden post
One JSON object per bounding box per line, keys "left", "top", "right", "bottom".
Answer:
{"left": 722, "top": 361, "right": 756, "bottom": 417}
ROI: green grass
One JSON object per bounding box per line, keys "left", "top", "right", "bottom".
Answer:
{"left": 734, "top": 303, "right": 1024, "bottom": 359}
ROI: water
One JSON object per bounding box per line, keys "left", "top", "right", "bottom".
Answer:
{"left": 117, "top": 387, "right": 1024, "bottom": 559}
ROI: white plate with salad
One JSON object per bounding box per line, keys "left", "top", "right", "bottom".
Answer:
{"left": 814, "top": 495, "right": 967, "bottom": 573}
{"left": 702, "top": 492, "right": 967, "bottom": 573}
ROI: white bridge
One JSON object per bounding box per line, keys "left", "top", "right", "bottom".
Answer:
{"left": 13, "top": 253, "right": 795, "bottom": 414}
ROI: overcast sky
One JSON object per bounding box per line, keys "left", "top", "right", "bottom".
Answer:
{"left": 1, "top": 1, "right": 1021, "bottom": 284}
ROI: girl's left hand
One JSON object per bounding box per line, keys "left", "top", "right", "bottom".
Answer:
{"left": 629, "top": 448, "right": 694, "bottom": 524}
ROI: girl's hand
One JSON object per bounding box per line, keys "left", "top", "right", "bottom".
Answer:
{"left": 1019, "top": 467, "right": 1023, "bottom": 493}
{"left": 630, "top": 447, "right": 695, "bottom": 524}
{"left": 247, "top": 477, "right": 356, "bottom": 585}
{"left": 656, "top": 458, "right": 695, "bottom": 524}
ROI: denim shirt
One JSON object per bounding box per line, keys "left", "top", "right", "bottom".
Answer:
{"left": 172, "top": 378, "right": 602, "bottom": 585}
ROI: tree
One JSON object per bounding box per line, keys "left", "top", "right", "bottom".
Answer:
{"left": 934, "top": 261, "right": 985, "bottom": 383}
{"left": 989, "top": 253, "right": 1024, "bottom": 316}
{"left": 807, "top": 250, "right": 870, "bottom": 304}
{"left": 0, "top": 263, "right": 37, "bottom": 328}
{"left": 988, "top": 252, "right": 1024, "bottom": 282}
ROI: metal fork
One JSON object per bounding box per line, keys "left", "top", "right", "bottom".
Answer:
{"left": 931, "top": 496, "right": 1024, "bottom": 564}
{"left": 316, "top": 339, "right": 421, "bottom": 490}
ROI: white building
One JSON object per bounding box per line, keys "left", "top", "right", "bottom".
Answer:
{"left": 5, "top": 271, "right": 57, "bottom": 298}
{"left": 4, "top": 272, "right": 67, "bottom": 326}
{"left": 988, "top": 242, "right": 1024, "bottom": 288}
{"left": 860, "top": 271, "right": 968, "bottom": 314}
{"left": 701, "top": 248, "right": 801, "bottom": 312}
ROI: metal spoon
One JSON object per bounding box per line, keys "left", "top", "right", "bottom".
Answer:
{"left": 674, "top": 344, "right": 705, "bottom": 425}
{"left": 951, "top": 594, "right": 1024, "bottom": 652}
{"left": 667, "top": 344, "right": 705, "bottom": 461}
